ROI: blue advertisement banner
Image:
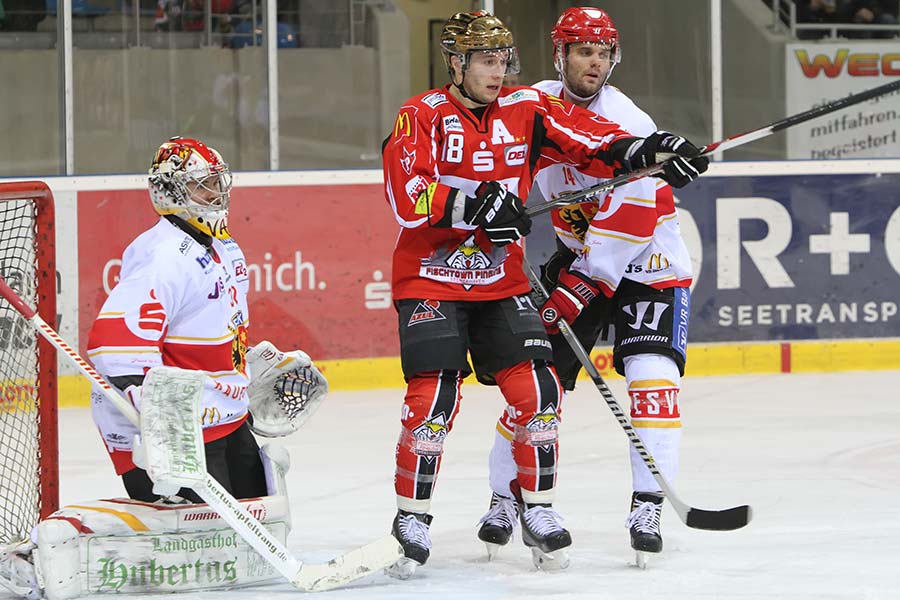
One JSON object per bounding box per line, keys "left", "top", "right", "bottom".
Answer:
{"left": 527, "top": 173, "right": 900, "bottom": 342}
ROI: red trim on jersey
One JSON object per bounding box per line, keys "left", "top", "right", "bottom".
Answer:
{"left": 162, "top": 339, "right": 237, "bottom": 373}
{"left": 87, "top": 317, "right": 162, "bottom": 352}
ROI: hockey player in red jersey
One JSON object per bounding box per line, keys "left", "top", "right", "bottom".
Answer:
{"left": 382, "top": 10, "right": 708, "bottom": 576}
{"left": 479, "top": 7, "right": 705, "bottom": 569}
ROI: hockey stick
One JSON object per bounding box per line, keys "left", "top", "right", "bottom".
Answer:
{"left": 523, "top": 259, "right": 751, "bottom": 531}
{"left": 527, "top": 77, "right": 900, "bottom": 218}
{"left": 0, "top": 275, "right": 402, "bottom": 592}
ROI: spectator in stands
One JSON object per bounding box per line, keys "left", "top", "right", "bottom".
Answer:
{"left": 844, "top": 0, "right": 899, "bottom": 37}
{"left": 155, "top": 0, "right": 234, "bottom": 32}
{"left": 795, "top": 0, "right": 848, "bottom": 39}
{"left": 0, "top": 0, "right": 45, "bottom": 31}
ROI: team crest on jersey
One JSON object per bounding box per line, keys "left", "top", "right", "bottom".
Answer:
{"left": 498, "top": 88, "right": 539, "bottom": 107}
{"left": 408, "top": 299, "right": 446, "bottom": 326}
{"left": 442, "top": 114, "right": 463, "bottom": 133}
{"left": 419, "top": 235, "right": 505, "bottom": 290}
{"left": 523, "top": 406, "right": 560, "bottom": 447}
{"left": 555, "top": 202, "right": 598, "bottom": 243}
{"left": 231, "top": 324, "right": 249, "bottom": 375}
{"left": 411, "top": 413, "right": 449, "bottom": 458}
{"left": 421, "top": 92, "right": 447, "bottom": 108}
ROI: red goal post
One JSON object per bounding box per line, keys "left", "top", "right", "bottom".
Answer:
{"left": 0, "top": 181, "right": 58, "bottom": 543}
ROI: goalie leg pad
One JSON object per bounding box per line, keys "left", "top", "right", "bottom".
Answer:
{"left": 0, "top": 540, "right": 42, "bottom": 600}
{"left": 33, "top": 495, "right": 291, "bottom": 599}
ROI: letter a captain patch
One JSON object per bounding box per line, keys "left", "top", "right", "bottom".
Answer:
{"left": 407, "top": 299, "right": 446, "bottom": 326}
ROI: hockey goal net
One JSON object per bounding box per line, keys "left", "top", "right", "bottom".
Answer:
{"left": 0, "top": 181, "right": 58, "bottom": 544}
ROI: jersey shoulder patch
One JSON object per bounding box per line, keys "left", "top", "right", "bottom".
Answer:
{"left": 421, "top": 91, "right": 448, "bottom": 108}
{"left": 498, "top": 88, "right": 540, "bottom": 107}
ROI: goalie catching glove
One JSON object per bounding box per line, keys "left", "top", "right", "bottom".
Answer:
{"left": 539, "top": 269, "right": 601, "bottom": 335}
{"left": 620, "top": 131, "right": 709, "bottom": 188}
{"left": 247, "top": 341, "right": 328, "bottom": 437}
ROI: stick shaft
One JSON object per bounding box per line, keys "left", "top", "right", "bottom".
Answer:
{"left": 523, "top": 260, "right": 751, "bottom": 530}
{"left": 527, "top": 78, "right": 900, "bottom": 218}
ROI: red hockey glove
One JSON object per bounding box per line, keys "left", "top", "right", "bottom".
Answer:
{"left": 539, "top": 269, "right": 600, "bottom": 334}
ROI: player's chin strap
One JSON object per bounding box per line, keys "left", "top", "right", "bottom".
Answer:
{"left": 450, "top": 67, "right": 490, "bottom": 107}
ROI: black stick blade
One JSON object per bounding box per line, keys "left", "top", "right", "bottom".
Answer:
{"left": 685, "top": 505, "right": 753, "bottom": 531}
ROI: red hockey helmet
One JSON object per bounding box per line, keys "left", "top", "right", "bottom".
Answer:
{"left": 551, "top": 7, "right": 621, "bottom": 78}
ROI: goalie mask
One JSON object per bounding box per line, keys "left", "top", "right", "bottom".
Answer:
{"left": 441, "top": 11, "right": 520, "bottom": 103}
{"left": 149, "top": 136, "right": 233, "bottom": 240}
{"left": 551, "top": 7, "right": 621, "bottom": 99}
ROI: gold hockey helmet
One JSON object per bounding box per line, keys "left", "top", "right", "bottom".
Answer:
{"left": 440, "top": 11, "right": 519, "bottom": 75}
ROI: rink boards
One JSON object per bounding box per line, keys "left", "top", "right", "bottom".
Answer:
{"left": 1, "top": 160, "right": 899, "bottom": 404}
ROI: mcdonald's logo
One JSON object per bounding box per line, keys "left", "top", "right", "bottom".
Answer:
{"left": 394, "top": 112, "right": 412, "bottom": 138}
{"left": 201, "top": 407, "right": 221, "bottom": 426}
{"left": 647, "top": 253, "right": 670, "bottom": 271}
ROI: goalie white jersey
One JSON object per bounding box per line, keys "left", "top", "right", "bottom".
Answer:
{"left": 532, "top": 80, "right": 693, "bottom": 296}
{"left": 87, "top": 216, "right": 252, "bottom": 475}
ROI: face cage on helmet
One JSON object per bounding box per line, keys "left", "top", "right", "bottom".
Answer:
{"left": 151, "top": 165, "right": 233, "bottom": 219}
{"left": 447, "top": 47, "right": 521, "bottom": 78}
{"left": 185, "top": 170, "right": 233, "bottom": 215}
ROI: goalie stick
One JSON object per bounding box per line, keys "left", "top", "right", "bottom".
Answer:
{"left": 526, "top": 77, "right": 900, "bottom": 219}
{"left": 0, "top": 275, "right": 402, "bottom": 592}
{"left": 523, "top": 259, "right": 751, "bottom": 531}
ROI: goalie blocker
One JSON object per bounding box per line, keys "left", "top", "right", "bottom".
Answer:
{"left": 0, "top": 445, "right": 292, "bottom": 600}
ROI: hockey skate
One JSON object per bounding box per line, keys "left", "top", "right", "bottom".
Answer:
{"left": 520, "top": 504, "right": 571, "bottom": 571}
{"left": 385, "top": 510, "right": 433, "bottom": 580}
{"left": 0, "top": 541, "right": 40, "bottom": 600}
{"left": 477, "top": 492, "right": 519, "bottom": 560}
{"left": 626, "top": 492, "right": 664, "bottom": 569}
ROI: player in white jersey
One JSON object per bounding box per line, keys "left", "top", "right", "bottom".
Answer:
{"left": 84, "top": 136, "right": 274, "bottom": 503}
{"left": 478, "top": 7, "right": 704, "bottom": 568}
{"left": 0, "top": 137, "right": 329, "bottom": 599}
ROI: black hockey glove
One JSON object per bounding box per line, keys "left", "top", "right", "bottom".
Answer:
{"left": 464, "top": 181, "right": 532, "bottom": 246}
{"left": 621, "top": 131, "right": 709, "bottom": 188}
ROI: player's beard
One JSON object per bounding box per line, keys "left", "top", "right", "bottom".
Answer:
{"left": 566, "top": 72, "right": 604, "bottom": 100}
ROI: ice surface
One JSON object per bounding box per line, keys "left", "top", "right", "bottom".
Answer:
{"left": 39, "top": 371, "right": 900, "bottom": 599}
